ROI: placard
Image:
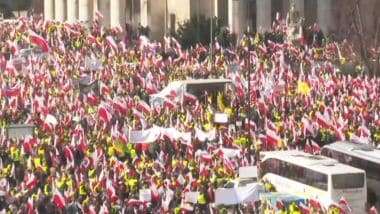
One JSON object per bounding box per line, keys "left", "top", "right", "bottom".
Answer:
{"left": 239, "top": 166, "right": 258, "bottom": 179}
{"left": 85, "top": 57, "right": 103, "bottom": 71}
{"left": 139, "top": 189, "right": 152, "bottom": 202}
{"left": 214, "top": 112, "right": 228, "bottom": 124}
{"left": 184, "top": 191, "right": 199, "bottom": 204}
{"left": 7, "top": 124, "right": 34, "bottom": 139}
{"left": 79, "top": 77, "right": 99, "bottom": 95}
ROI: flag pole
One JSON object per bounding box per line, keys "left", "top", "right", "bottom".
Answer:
{"left": 210, "top": 0, "right": 213, "bottom": 70}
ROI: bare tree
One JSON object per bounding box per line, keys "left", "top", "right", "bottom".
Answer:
{"left": 347, "top": 0, "right": 380, "bottom": 76}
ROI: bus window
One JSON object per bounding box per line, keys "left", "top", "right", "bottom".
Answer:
{"left": 305, "top": 169, "right": 328, "bottom": 191}
{"left": 332, "top": 173, "right": 365, "bottom": 189}
{"left": 364, "top": 160, "right": 380, "bottom": 180}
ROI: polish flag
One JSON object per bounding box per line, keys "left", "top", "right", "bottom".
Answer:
{"left": 163, "top": 98, "right": 177, "bottom": 110}
{"left": 311, "top": 140, "right": 321, "bottom": 154}
{"left": 358, "top": 125, "right": 371, "bottom": 138}
{"left": 64, "top": 146, "right": 74, "bottom": 163}
{"left": 99, "top": 82, "right": 111, "bottom": 96}
{"left": 27, "top": 197, "right": 35, "bottom": 214}
{"left": 302, "top": 117, "right": 315, "bottom": 136}
{"left": 299, "top": 202, "right": 310, "bottom": 214}
{"left": 266, "top": 129, "right": 281, "bottom": 148}
{"left": 309, "top": 198, "right": 322, "bottom": 210}
{"left": 98, "top": 106, "right": 112, "bottom": 124}
{"left": 52, "top": 189, "right": 66, "bottom": 209}
{"left": 106, "top": 179, "right": 117, "bottom": 201}
{"left": 86, "top": 93, "right": 99, "bottom": 106}
{"left": 25, "top": 173, "right": 37, "bottom": 190}
{"left": 136, "top": 100, "right": 152, "bottom": 114}
{"left": 95, "top": 10, "right": 104, "bottom": 20}
{"left": 106, "top": 36, "right": 118, "bottom": 52}
{"left": 339, "top": 196, "right": 352, "bottom": 213}
{"left": 369, "top": 206, "right": 378, "bottom": 214}
{"left": 3, "top": 85, "right": 20, "bottom": 97}
{"left": 29, "top": 31, "right": 49, "bottom": 52}
{"left": 44, "top": 114, "right": 58, "bottom": 130}
{"left": 184, "top": 92, "right": 197, "bottom": 103}
{"left": 316, "top": 112, "right": 332, "bottom": 130}
{"left": 113, "top": 99, "right": 128, "bottom": 115}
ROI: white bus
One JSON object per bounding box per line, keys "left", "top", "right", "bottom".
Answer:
{"left": 259, "top": 150, "right": 367, "bottom": 213}
{"left": 322, "top": 141, "right": 380, "bottom": 210}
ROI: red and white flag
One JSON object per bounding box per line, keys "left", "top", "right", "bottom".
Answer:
{"left": 106, "top": 36, "right": 118, "bottom": 52}
{"left": 98, "top": 106, "right": 112, "bottom": 124}
{"left": 29, "top": 30, "right": 49, "bottom": 52}
{"left": 136, "top": 100, "right": 152, "bottom": 115}
{"left": 52, "top": 189, "right": 66, "bottom": 209}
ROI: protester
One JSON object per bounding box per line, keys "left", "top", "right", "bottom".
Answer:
{"left": 0, "top": 13, "right": 379, "bottom": 213}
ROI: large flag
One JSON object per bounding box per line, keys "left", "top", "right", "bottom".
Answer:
{"left": 29, "top": 31, "right": 49, "bottom": 52}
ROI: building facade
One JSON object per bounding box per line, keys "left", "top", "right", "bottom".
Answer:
{"left": 39, "top": 0, "right": 379, "bottom": 41}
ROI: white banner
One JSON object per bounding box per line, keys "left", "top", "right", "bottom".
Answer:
{"left": 214, "top": 112, "right": 229, "bottom": 124}
{"left": 217, "top": 148, "right": 241, "bottom": 159}
{"left": 128, "top": 126, "right": 191, "bottom": 144}
{"left": 129, "top": 126, "right": 161, "bottom": 144}
{"left": 239, "top": 166, "right": 258, "bottom": 179}
{"left": 184, "top": 191, "right": 199, "bottom": 204}
{"left": 215, "top": 183, "right": 264, "bottom": 205}
{"left": 195, "top": 128, "right": 216, "bottom": 142}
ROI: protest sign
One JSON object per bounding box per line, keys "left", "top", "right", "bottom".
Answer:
{"left": 214, "top": 112, "right": 229, "bottom": 124}
{"left": 139, "top": 189, "right": 152, "bottom": 202}
{"left": 7, "top": 124, "right": 35, "bottom": 139}
{"left": 184, "top": 192, "right": 199, "bottom": 204}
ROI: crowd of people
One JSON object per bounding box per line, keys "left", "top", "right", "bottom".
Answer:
{"left": 0, "top": 13, "right": 379, "bottom": 213}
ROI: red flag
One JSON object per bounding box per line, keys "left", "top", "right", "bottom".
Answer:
{"left": 299, "top": 202, "right": 310, "bottom": 214}
{"left": 316, "top": 112, "right": 332, "bottom": 130}
{"left": 136, "top": 100, "right": 152, "bottom": 115}
{"left": 100, "top": 82, "right": 111, "bottom": 96}
{"left": 266, "top": 129, "right": 281, "bottom": 149}
{"left": 369, "top": 206, "right": 378, "bottom": 214}
{"left": 27, "top": 197, "right": 35, "bottom": 214}
{"left": 309, "top": 198, "right": 321, "bottom": 210}
{"left": 64, "top": 146, "right": 74, "bottom": 162}
{"left": 3, "top": 86, "right": 20, "bottom": 97}
{"left": 184, "top": 92, "right": 197, "bottom": 103}
{"left": 98, "top": 106, "right": 112, "bottom": 124}
{"left": 106, "top": 36, "right": 118, "bottom": 52}
{"left": 339, "top": 196, "right": 352, "bottom": 213}
{"left": 113, "top": 99, "right": 128, "bottom": 115}
{"left": 29, "top": 31, "right": 49, "bottom": 52}
{"left": 311, "top": 140, "right": 321, "bottom": 154}
{"left": 276, "top": 200, "right": 285, "bottom": 210}
{"left": 106, "top": 179, "right": 118, "bottom": 202}
{"left": 52, "top": 189, "right": 66, "bottom": 209}
{"left": 44, "top": 114, "right": 58, "bottom": 131}
{"left": 163, "top": 98, "right": 177, "bottom": 110}
{"left": 95, "top": 10, "right": 104, "bottom": 20}
{"left": 25, "top": 174, "right": 37, "bottom": 190}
